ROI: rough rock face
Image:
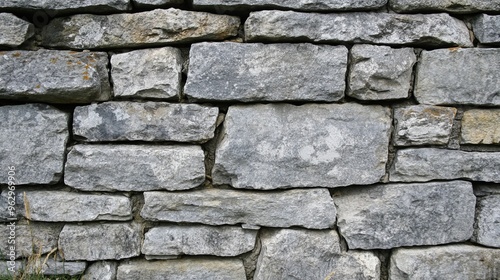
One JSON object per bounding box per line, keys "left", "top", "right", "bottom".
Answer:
{"left": 193, "top": 0, "right": 387, "bottom": 11}
{"left": 132, "top": 0, "right": 183, "bottom": 8}
{"left": 0, "top": 223, "right": 61, "bottom": 258}
{"left": 65, "top": 145, "right": 205, "bottom": 192}
{"left": 141, "top": 188, "right": 337, "bottom": 229}
{"left": 334, "top": 181, "right": 475, "bottom": 249}
{"left": 245, "top": 11, "right": 472, "bottom": 47}
{"left": 184, "top": 43, "right": 348, "bottom": 102}
{"left": 474, "top": 185, "right": 500, "bottom": 197}
{"left": 473, "top": 195, "right": 500, "bottom": 248}
{"left": 472, "top": 14, "right": 500, "bottom": 44}
{"left": 461, "top": 109, "right": 500, "bottom": 145}
{"left": 213, "top": 104, "right": 391, "bottom": 189}
{"left": 0, "top": 13, "right": 34, "bottom": 47}
{"left": 42, "top": 8, "right": 240, "bottom": 49}
{"left": 389, "top": 0, "right": 500, "bottom": 13}
{"left": 0, "top": 0, "right": 130, "bottom": 14}
{"left": 0, "top": 50, "right": 111, "bottom": 103}
{"left": 415, "top": 48, "right": 500, "bottom": 106}
{"left": 82, "top": 261, "right": 117, "bottom": 280}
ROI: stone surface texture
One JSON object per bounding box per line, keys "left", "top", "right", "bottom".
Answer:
{"left": 461, "top": 109, "right": 500, "bottom": 144}
{"left": 193, "top": 0, "right": 387, "bottom": 11}
{"left": 389, "top": 0, "right": 500, "bottom": 13}
{"left": 82, "top": 261, "right": 117, "bottom": 280}
{"left": 472, "top": 14, "right": 500, "bottom": 44}
{"left": 0, "top": 13, "right": 34, "bottom": 47}
{"left": 132, "top": 0, "right": 183, "bottom": 7}
{"left": 0, "top": 223, "right": 61, "bottom": 259}
{"left": 0, "top": 0, "right": 130, "bottom": 13}
{"left": 473, "top": 195, "right": 500, "bottom": 248}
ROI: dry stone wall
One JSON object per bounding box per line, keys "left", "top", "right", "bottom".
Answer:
{"left": 0, "top": 0, "right": 499, "bottom": 279}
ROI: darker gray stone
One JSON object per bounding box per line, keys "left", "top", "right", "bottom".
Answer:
{"left": 0, "top": 0, "right": 130, "bottom": 14}
{"left": 193, "top": 0, "right": 387, "bottom": 11}
{"left": 472, "top": 14, "right": 500, "bottom": 45}
{"left": 473, "top": 195, "right": 500, "bottom": 248}
{"left": 0, "top": 13, "right": 34, "bottom": 47}
{"left": 389, "top": 0, "right": 500, "bottom": 13}
{"left": 0, "top": 223, "right": 61, "bottom": 259}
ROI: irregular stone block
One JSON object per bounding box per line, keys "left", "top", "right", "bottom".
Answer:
{"left": 390, "top": 148, "right": 500, "bottom": 183}
{"left": 141, "top": 188, "right": 336, "bottom": 229}
{"left": 0, "top": 223, "right": 61, "bottom": 259}
{"left": 65, "top": 145, "right": 205, "bottom": 192}
{"left": 33, "top": 259, "right": 86, "bottom": 276}
{"left": 334, "top": 181, "right": 475, "bottom": 249}
{"left": 59, "top": 223, "right": 141, "bottom": 261}
{"left": 111, "top": 47, "right": 182, "bottom": 100}
{"left": 42, "top": 8, "right": 240, "bottom": 49}
{"left": 461, "top": 109, "right": 500, "bottom": 144}
{"left": 142, "top": 225, "right": 257, "bottom": 258}
{"left": 213, "top": 104, "right": 391, "bottom": 189}
{"left": 73, "top": 102, "right": 218, "bottom": 143}
{"left": 132, "top": 0, "right": 183, "bottom": 7}
{"left": 193, "top": 0, "right": 387, "bottom": 11}
{"left": 117, "top": 259, "right": 246, "bottom": 280}
{"left": 185, "top": 42, "right": 347, "bottom": 102}
{"left": 255, "top": 229, "right": 380, "bottom": 280}
{"left": 389, "top": 245, "right": 500, "bottom": 279}
{"left": 82, "top": 261, "right": 117, "bottom": 280}
{"left": 394, "top": 105, "right": 457, "bottom": 146}
{"left": 389, "top": 0, "right": 500, "bottom": 13}
{"left": 0, "top": 0, "right": 129, "bottom": 14}
{"left": 0, "top": 104, "right": 69, "bottom": 185}
{"left": 348, "top": 45, "right": 416, "bottom": 100}
{"left": 0, "top": 13, "right": 34, "bottom": 47}
{"left": 415, "top": 48, "right": 500, "bottom": 106}
{"left": 245, "top": 11, "right": 472, "bottom": 47}
{"left": 473, "top": 14, "right": 500, "bottom": 45}
{"left": 473, "top": 195, "right": 500, "bottom": 248}
{"left": 0, "top": 50, "right": 111, "bottom": 103}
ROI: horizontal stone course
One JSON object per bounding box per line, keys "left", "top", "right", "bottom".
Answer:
{"left": 0, "top": 13, "right": 34, "bottom": 47}
{"left": 0, "top": 223, "right": 61, "bottom": 259}
{"left": 461, "top": 109, "right": 500, "bottom": 145}
{"left": 472, "top": 14, "right": 500, "bottom": 45}
{"left": 473, "top": 195, "right": 500, "bottom": 248}
{"left": 389, "top": 0, "right": 500, "bottom": 13}
{"left": 0, "top": 0, "right": 130, "bottom": 14}
{"left": 193, "top": 0, "right": 387, "bottom": 11}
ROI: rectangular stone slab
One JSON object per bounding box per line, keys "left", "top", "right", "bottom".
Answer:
{"left": 193, "top": 0, "right": 387, "bottom": 11}
{"left": 0, "top": 0, "right": 130, "bottom": 14}
{"left": 0, "top": 223, "right": 62, "bottom": 258}
{"left": 461, "top": 109, "right": 500, "bottom": 144}
{"left": 472, "top": 14, "right": 500, "bottom": 45}
{"left": 389, "top": 0, "right": 500, "bottom": 13}
{"left": 473, "top": 195, "right": 500, "bottom": 248}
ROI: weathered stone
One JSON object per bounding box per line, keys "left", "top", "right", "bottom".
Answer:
{"left": 473, "top": 195, "right": 500, "bottom": 248}
{"left": 73, "top": 102, "right": 218, "bottom": 143}
{"left": 42, "top": 8, "right": 240, "bottom": 49}
{"left": 474, "top": 184, "right": 500, "bottom": 197}
{"left": 111, "top": 47, "right": 182, "bottom": 100}
{"left": 0, "top": 13, "right": 34, "bottom": 47}
{"left": 82, "top": 261, "right": 117, "bottom": 280}
{"left": 59, "top": 223, "right": 141, "bottom": 261}
{"left": 415, "top": 48, "right": 500, "bottom": 106}
{"left": 0, "top": 223, "right": 61, "bottom": 259}
{"left": 461, "top": 109, "right": 500, "bottom": 145}
{"left": 389, "top": 245, "right": 500, "bottom": 279}
{"left": 348, "top": 45, "right": 416, "bottom": 100}
{"left": 390, "top": 148, "right": 500, "bottom": 183}
{"left": 132, "top": 0, "right": 183, "bottom": 8}
{"left": 255, "top": 229, "right": 380, "bottom": 280}
{"left": 334, "top": 181, "right": 475, "bottom": 249}
{"left": 389, "top": 0, "right": 500, "bottom": 13}
{"left": 472, "top": 14, "right": 500, "bottom": 45}
{"left": 184, "top": 42, "right": 347, "bottom": 102}
{"left": 142, "top": 225, "right": 257, "bottom": 258}
{"left": 193, "top": 0, "right": 386, "bottom": 11}
{"left": 213, "top": 104, "right": 391, "bottom": 189}
{"left": 117, "top": 259, "right": 246, "bottom": 280}
{"left": 33, "top": 259, "right": 87, "bottom": 276}
{"left": 0, "top": 0, "right": 129, "bottom": 14}
{"left": 0, "top": 50, "right": 111, "bottom": 103}
{"left": 245, "top": 11, "right": 472, "bottom": 47}
{"left": 0, "top": 104, "right": 69, "bottom": 185}
{"left": 141, "top": 188, "right": 336, "bottom": 229}
{"left": 394, "top": 105, "right": 457, "bottom": 146}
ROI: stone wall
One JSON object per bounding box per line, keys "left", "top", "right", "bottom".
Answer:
{"left": 0, "top": 0, "right": 499, "bottom": 279}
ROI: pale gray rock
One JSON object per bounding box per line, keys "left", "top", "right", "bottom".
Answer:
{"left": 0, "top": 50, "right": 111, "bottom": 103}
{"left": 42, "top": 8, "right": 240, "bottom": 49}
{"left": 389, "top": 245, "right": 500, "bottom": 279}
{"left": 390, "top": 148, "right": 500, "bottom": 183}
{"left": 473, "top": 195, "right": 500, "bottom": 248}
{"left": 59, "top": 223, "right": 141, "bottom": 261}
{"left": 389, "top": 0, "right": 500, "bottom": 13}
{"left": 141, "top": 188, "right": 336, "bottom": 229}
{"left": 132, "top": 0, "right": 183, "bottom": 7}
{"left": 255, "top": 229, "right": 380, "bottom": 280}
{"left": 117, "top": 259, "right": 246, "bottom": 280}
{"left": 185, "top": 42, "right": 347, "bottom": 102}
{"left": 0, "top": 13, "right": 34, "bottom": 47}
{"left": 245, "top": 11, "right": 472, "bottom": 47}
{"left": 0, "top": 0, "right": 129, "bottom": 14}
{"left": 213, "top": 104, "right": 391, "bottom": 189}
{"left": 334, "top": 181, "right": 475, "bottom": 249}
{"left": 473, "top": 14, "right": 500, "bottom": 44}
{"left": 33, "top": 258, "right": 87, "bottom": 276}
{"left": 73, "top": 102, "right": 218, "bottom": 143}
{"left": 0, "top": 223, "right": 61, "bottom": 259}
{"left": 348, "top": 45, "right": 416, "bottom": 100}
{"left": 142, "top": 225, "right": 257, "bottom": 258}
{"left": 394, "top": 105, "right": 457, "bottom": 146}
{"left": 82, "top": 261, "right": 117, "bottom": 280}
{"left": 461, "top": 109, "right": 500, "bottom": 145}
{"left": 0, "top": 104, "right": 69, "bottom": 185}
{"left": 193, "top": 0, "right": 387, "bottom": 11}
{"left": 415, "top": 48, "right": 500, "bottom": 106}
{"left": 65, "top": 144, "right": 205, "bottom": 192}
{"left": 111, "top": 47, "right": 182, "bottom": 100}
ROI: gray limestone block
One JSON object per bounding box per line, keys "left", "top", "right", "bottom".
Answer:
{"left": 389, "top": 0, "right": 500, "bottom": 13}
{"left": 0, "top": 223, "right": 62, "bottom": 259}
{"left": 0, "top": 259, "right": 86, "bottom": 276}
{"left": 0, "top": 104, "right": 69, "bottom": 185}
{"left": 0, "top": 0, "right": 130, "bottom": 14}
{"left": 245, "top": 11, "right": 472, "bottom": 47}
{"left": 42, "top": 8, "right": 240, "bottom": 49}
{"left": 184, "top": 42, "right": 347, "bottom": 102}
{"left": 73, "top": 101, "right": 218, "bottom": 143}
{"left": 389, "top": 245, "right": 500, "bottom": 279}
{"left": 132, "top": 0, "right": 183, "bottom": 8}
{"left": 461, "top": 109, "right": 500, "bottom": 145}
{"left": 0, "top": 50, "right": 111, "bottom": 103}
{"left": 81, "top": 261, "right": 117, "bottom": 280}
{"left": 415, "top": 48, "right": 500, "bottom": 106}
{"left": 193, "top": 0, "right": 387, "bottom": 11}
{"left": 472, "top": 14, "right": 500, "bottom": 45}
{"left": 213, "top": 103, "right": 391, "bottom": 189}
{"left": 141, "top": 188, "right": 336, "bottom": 229}
{"left": 0, "top": 13, "right": 34, "bottom": 47}
{"left": 65, "top": 144, "right": 205, "bottom": 192}
{"left": 334, "top": 181, "right": 475, "bottom": 249}
{"left": 473, "top": 195, "right": 500, "bottom": 248}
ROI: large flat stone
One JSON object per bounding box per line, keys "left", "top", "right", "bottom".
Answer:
{"left": 0, "top": 13, "right": 34, "bottom": 47}
{"left": 42, "top": 8, "right": 240, "bottom": 49}
{"left": 473, "top": 195, "right": 500, "bottom": 248}
{"left": 415, "top": 48, "right": 500, "bottom": 106}
{"left": 82, "top": 261, "right": 117, "bottom": 280}
{"left": 0, "top": 223, "right": 61, "bottom": 259}
{"left": 185, "top": 42, "right": 347, "bottom": 102}
{"left": 193, "top": 0, "right": 387, "bottom": 11}
{"left": 0, "top": 50, "right": 111, "bottom": 103}
{"left": 0, "top": 259, "right": 85, "bottom": 276}
{"left": 390, "top": 148, "right": 500, "bottom": 183}
{"left": 245, "top": 11, "right": 472, "bottom": 47}
{"left": 141, "top": 188, "right": 336, "bottom": 229}
{"left": 0, "top": 0, "right": 129, "bottom": 14}
{"left": 389, "top": 0, "right": 500, "bottom": 13}
{"left": 73, "top": 102, "right": 218, "bottom": 143}
{"left": 461, "top": 109, "right": 500, "bottom": 145}
{"left": 213, "top": 104, "right": 391, "bottom": 189}
{"left": 132, "top": 0, "right": 183, "bottom": 8}
{"left": 65, "top": 145, "right": 205, "bottom": 192}
{"left": 472, "top": 14, "right": 500, "bottom": 45}
{"left": 334, "top": 181, "right": 475, "bottom": 249}
{"left": 0, "top": 104, "right": 69, "bottom": 185}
